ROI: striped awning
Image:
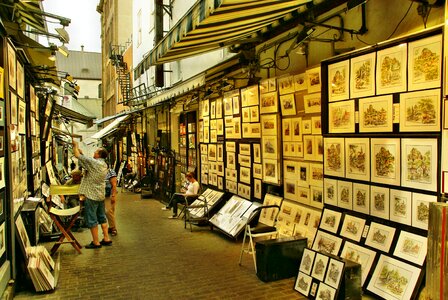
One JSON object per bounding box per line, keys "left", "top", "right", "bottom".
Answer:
{"left": 136, "top": 0, "right": 311, "bottom": 73}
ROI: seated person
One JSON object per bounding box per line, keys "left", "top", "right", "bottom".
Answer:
{"left": 162, "top": 172, "right": 199, "bottom": 218}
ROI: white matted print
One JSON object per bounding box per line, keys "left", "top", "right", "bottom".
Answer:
{"left": 401, "top": 138, "right": 437, "bottom": 192}
{"left": 277, "top": 76, "right": 295, "bottom": 95}
{"left": 306, "top": 67, "right": 321, "bottom": 93}
{"left": 282, "top": 118, "right": 292, "bottom": 141}
{"left": 263, "top": 159, "right": 279, "bottom": 185}
{"left": 389, "top": 189, "right": 412, "bottom": 226}
{"left": 319, "top": 208, "right": 342, "bottom": 234}
{"left": 376, "top": 43, "right": 408, "bottom": 95}
{"left": 324, "top": 258, "right": 345, "bottom": 289}
{"left": 303, "top": 93, "right": 321, "bottom": 114}
{"left": 280, "top": 93, "right": 296, "bottom": 116}
{"left": 261, "top": 114, "right": 279, "bottom": 136}
{"left": 316, "top": 282, "right": 336, "bottom": 300}
{"left": 311, "top": 252, "right": 329, "bottom": 282}
{"left": 340, "top": 214, "right": 366, "bottom": 243}
{"left": 345, "top": 138, "right": 370, "bottom": 181}
{"left": 341, "top": 241, "right": 376, "bottom": 286}
{"left": 294, "top": 272, "right": 313, "bottom": 297}
{"left": 350, "top": 52, "right": 376, "bottom": 98}
{"left": 254, "top": 179, "right": 262, "bottom": 199}
{"left": 324, "top": 137, "right": 345, "bottom": 177}
{"left": 312, "top": 230, "right": 342, "bottom": 256}
{"left": 324, "top": 178, "right": 338, "bottom": 206}
{"left": 365, "top": 222, "right": 396, "bottom": 253}
{"left": 353, "top": 183, "right": 370, "bottom": 215}
{"left": 328, "top": 60, "right": 349, "bottom": 102}
{"left": 370, "top": 185, "right": 390, "bottom": 220}
{"left": 299, "top": 248, "right": 316, "bottom": 275}
{"left": 260, "top": 91, "right": 278, "bottom": 114}
{"left": 393, "top": 230, "right": 427, "bottom": 266}
{"left": 412, "top": 192, "right": 437, "bottom": 230}
{"left": 371, "top": 138, "right": 400, "bottom": 186}
{"left": 284, "top": 179, "right": 298, "bottom": 200}
{"left": 399, "top": 89, "right": 440, "bottom": 132}
{"left": 294, "top": 73, "right": 308, "bottom": 92}
{"left": 328, "top": 100, "right": 355, "bottom": 133}
{"left": 359, "top": 95, "right": 393, "bottom": 133}
{"left": 337, "top": 180, "right": 352, "bottom": 210}
{"left": 310, "top": 185, "right": 323, "bottom": 209}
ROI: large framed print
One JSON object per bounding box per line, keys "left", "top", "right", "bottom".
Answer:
{"left": 340, "top": 214, "right": 366, "bottom": 242}
{"left": 371, "top": 138, "right": 400, "bottom": 186}
{"left": 412, "top": 192, "right": 436, "bottom": 230}
{"left": 299, "top": 248, "right": 316, "bottom": 275}
{"left": 341, "top": 241, "right": 377, "bottom": 286}
{"left": 319, "top": 208, "right": 342, "bottom": 234}
{"left": 393, "top": 230, "right": 427, "bottom": 266}
{"left": 353, "top": 183, "right": 370, "bottom": 215}
{"left": 408, "top": 34, "right": 442, "bottom": 91}
{"left": 294, "top": 272, "right": 313, "bottom": 297}
{"left": 306, "top": 67, "right": 321, "bottom": 93}
{"left": 260, "top": 91, "right": 278, "bottom": 114}
{"left": 328, "top": 60, "right": 349, "bottom": 102}
{"left": 367, "top": 254, "right": 421, "bottom": 300}
{"left": 345, "top": 138, "right": 370, "bottom": 181}
{"left": 365, "top": 222, "right": 396, "bottom": 253}
{"left": 328, "top": 100, "right": 355, "bottom": 133}
{"left": 261, "top": 114, "right": 278, "bottom": 136}
{"left": 370, "top": 185, "right": 390, "bottom": 220}
{"left": 279, "top": 93, "right": 296, "bottom": 116}
{"left": 312, "top": 230, "right": 342, "bottom": 256}
{"left": 401, "top": 138, "right": 437, "bottom": 192}
{"left": 376, "top": 43, "right": 408, "bottom": 95}
{"left": 389, "top": 189, "right": 412, "bottom": 226}
{"left": 263, "top": 159, "right": 279, "bottom": 184}
{"left": 399, "top": 89, "right": 440, "bottom": 132}
{"left": 337, "top": 180, "right": 352, "bottom": 210}
{"left": 350, "top": 52, "right": 376, "bottom": 98}
{"left": 324, "top": 178, "right": 338, "bottom": 206}
{"left": 324, "top": 137, "right": 345, "bottom": 177}
{"left": 311, "top": 252, "right": 329, "bottom": 281}
{"left": 359, "top": 95, "right": 393, "bottom": 132}
{"left": 303, "top": 93, "right": 321, "bottom": 114}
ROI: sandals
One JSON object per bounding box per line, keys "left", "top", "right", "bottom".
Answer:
{"left": 108, "top": 228, "right": 118, "bottom": 236}
{"left": 85, "top": 242, "right": 102, "bottom": 249}
{"left": 100, "top": 239, "right": 113, "bottom": 246}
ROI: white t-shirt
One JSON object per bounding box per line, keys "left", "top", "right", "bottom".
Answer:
{"left": 186, "top": 181, "right": 200, "bottom": 195}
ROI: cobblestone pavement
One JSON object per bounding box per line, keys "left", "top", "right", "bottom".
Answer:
{"left": 14, "top": 191, "right": 306, "bottom": 299}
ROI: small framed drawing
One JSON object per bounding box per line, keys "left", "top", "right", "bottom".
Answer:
{"left": 303, "top": 135, "right": 314, "bottom": 161}
{"left": 324, "top": 178, "right": 338, "bottom": 206}
{"left": 412, "top": 192, "right": 437, "bottom": 230}
{"left": 337, "top": 180, "right": 352, "bottom": 210}
{"left": 389, "top": 189, "right": 412, "bottom": 225}
{"left": 10, "top": 92, "right": 17, "bottom": 125}
{"left": 202, "top": 99, "right": 210, "bottom": 117}
{"left": 0, "top": 129, "right": 4, "bottom": 156}
{"left": 241, "top": 85, "right": 259, "bottom": 107}
{"left": 299, "top": 248, "right": 316, "bottom": 275}
{"left": 408, "top": 34, "right": 442, "bottom": 91}
{"left": 250, "top": 123, "right": 261, "bottom": 138}
{"left": 328, "top": 59, "right": 350, "bottom": 102}
{"left": 309, "top": 163, "right": 323, "bottom": 187}
{"left": 297, "top": 187, "right": 310, "bottom": 205}
{"left": 298, "top": 162, "right": 309, "bottom": 187}
{"left": 294, "top": 272, "right": 313, "bottom": 297}
{"left": 367, "top": 254, "right": 421, "bottom": 300}
{"left": 216, "top": 119, "right": 224, "bottom": 135}
{"left": 7, "top": 43, "right": 16, "bottom": 89}
{"left": 223, "top": 96, "right": 233, "bottom": 116}
{"left": 238, "top": 154, "right": 251, "bottom": 167}
{"left": 350, "top": 52, "right": 376, "bottom": 98}
{"left": 376, "top": 43, "right": 408, "bottom": 95}
{"left": 208, "top": 144, "right": 217, "bottom": 161}
{"left": 253, "top": 143, "right": 261, "bottom": 163}
{"left": 263, "top": 159, "right": 279, "bottom": 184}
{"left": 370, "top": 185, "right": 390, "bottom": 220}
{"left": 353, "top": 183, "right": 370, "bottom": 215}
{"left": 226, "top": 141, "right": 236, "bottom": 152}
{"left": 215, "top": 98, "right": 223, "bottom": 118}
{"left": 218, "top": 176, "right": 224, "bottom": 190}
{"left": 340, "top": 214, "right": 366, "bottom": 242}
{"left": 0, "top": 100, "right": 4, "bottom": 126}
{"left": 365, "top": 222, "right": 396, "bottom": 252}
{"left": 260, "top": 91, "right": 278, "bottom": 114}
{"left": 262, "top": 136, "right": 278, "bottom": 159}
{"left": 314, "top": 136, "right": 324, "bottom": 162}
{"left": 277, "top": 75, "right": 295, "bottom": 95}
{"left": 254, "top": 179, "right": 262, "bottom": 199}
{"left": 311, "top": 252, "right": 329, "bottom": 281}
{"left": 294, "top": 73, "right": 307, "bottom": 91}
{"left": 319, "top": 208, "right": 342, "bottom": 234}
{"left": 312, "top": 230, "right": 342, "bottom": 256}
{"left": 284, "top": 179, "right": 298, "bottom": 200}
{"left": 399, "top": 89, "right": 440, "bottom": 132}
{"left": 284, "top": 160, "right": 298, "bottom": 179}
{"left": 359, "top": 95, "right": 393, "bottom": 132}
{"left": 210, "top": 101, "right": 216, "bottom": 119}
{"left": 370, "top": 138, "right": 400, "bottom": 186}
{"left": 0, "top": 157, "right": 5, "bottom": 189}
{"left": 324, "top": 258, "right": 345, "bottom": 289}
{"left": 259, "top": 79, "right": 270, "bottom": 94}
{"left": 291, "top": 117, "right": 302, "bottom": 141}
{"left": 232, "top": 96, "right": 240, "bottom": 115}
{"left": 311, "top": 116, "right": 321, "bottom": 135}
{"left": 303, "top": 93, "right": 321, "bottom": 114}
{"left": 296, "top": 142, "right": 304, "bottom": 158}
{"left": 393, "top": 230, "right": 427, "bottom": 266}
{"left": 316, "top": 282, "right": 336, "bottom": 300}
{"left": 226, "top": 152, "right": 236, "bottom": 169}
{"left": 328, "top": 100, "right": 355, "bottom": 133}
{"left": 16, "top": 62, "right": 24, "bottom": 98}
{"left": 253, "top": 163, "right": 263, "bottom": 179}
{"left": 250, "top": 106, "right": 259, "bottom": 122}
{"left": 261, "top": 114, "right": 278, "bottom": 136}
{"left": 239, "top": 167, "right": 251, "bottom": 184}
{"left": 306, "top": 66, "right": 321, "bottom": 93}
{"left": 345, "top": 138, "right": 370, "bottom": 181}
{"left": 279, "top": 93, "right": 296, "bottom": 116}
{"left": 401, "top": 138, "right": 437, "bottom": 192}
{"left": 241, "top": 107, "right": 250, "bottom": 122}
{"left": 310, "top": 185, "right": 323, "bottom": 209}
{"left": 282, "top": 118, "right": 292, "bottom": 141}
{"left": 340, "top": 241, "right": 377, "bottom": 286}
{"left": 324, "top": 137, "right": 345, "bottom": 177}
{"left": 239, "top": 143, "right": 251, "bottom": 156}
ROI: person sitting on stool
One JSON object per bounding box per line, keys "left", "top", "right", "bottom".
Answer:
{"left": 162, "top": 172, "right": 199, "bottom": 218}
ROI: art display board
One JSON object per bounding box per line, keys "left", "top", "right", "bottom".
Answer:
{"left": 187, "top": 188, "right": 225, "bottom": 218}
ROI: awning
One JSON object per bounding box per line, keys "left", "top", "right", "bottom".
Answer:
{"left": 52, "top": 127, "right": 83, "bottom": 139}
{"left": 94, "top": 107, "right": 146, "bottom": 125}
{"left": 54, "top": 104, "right": 96, "bottom": 127}
{"left": 136, "top": 0, "right": 311, "bottom": 71}
{"left": 90, "top": 115, "right": 129, "bottom": 139}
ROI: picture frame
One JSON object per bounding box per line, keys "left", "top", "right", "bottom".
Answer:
{"left": 341, "top": 241, "right": 377, "bottom": 285}
{"left": 367, "top": 254, "right": 421, "bottom": 300}
{"left": 253, "top": 143, "right": 261, "bottom": 163}
{"left": 0, "top": 67, "right": 4, "bottom": 99}
{"left": 312, "top": 230, "right": 343, "bottom": 256}
{"left": 239, "top": 154, "right": 251, "bottom": 167}
{"left": 16, "top": 62, "right": 24, "bottom": 99}
{"left": 282, "top": 118, "right": 292, "bottom": 141}
{"left": 305, "top": 66, "right": 321, "bottom": 93}
{"left": 7, "top": 43, "right": 16, "bottom": 89}
{"left": 309, "top": 163, "right": 323, "bottom": 187}
{"left": 239, "top": 167, "right": 251, "bottom": 184}
{"left": 324, "top": 258, "right": 345, "bottom": 289}
{"left": 370, "top": 138, "right": 401, "bottom": 186}
{"left": 232, "top": 96, "right": 240, "bottom": 115}
{"left": 0, "top": 157, "right": 4, "bottom": 189}
{"left": 328, "top": 99, "right": 355, "bottom": 133}
{"left": 0, "top": 129, "right": 4, "bottom": 156}
{"left": 239, "top": 143, "right": 251, "bottom": 156}
{"left": 408, "top": 34, "right": 442, "bottom": 91}
{"left": 284, "top": 179, "right": 298, "bottom": 200}
{"left": 324, "top": 137, "right": 345, "bottom": 177}
{"left": 242, "top": 107, "right": 250, "bottom": 123}
{"left": 215, "top": 97, "right": 223, "bottom": 119}
{"left": 302, "top": 119, "right": 312, "bottom": 135}
{"left": 226, "top": 141, "right": 236, "bottom": 152}
{"left": 370, "top": 185, "right": 390, "bottom": 220}
{"left": 401, "top": 138, "right": 437, "bottom": 192}
{"left": 353, "top": 183, "right": 370, "bottom": 215}
{"left": 328, "top": 59, "right": 350, "bottom": 102}
{"left": 345, "top": 138, "right": 370, "bottom": 181}
{"left": 18, "top": 100, "right": 25, "bottom": 134}
{"left": 223, "top": 96, "right": 233, "bottom": 116}
{"left": 283, "top": 160, "right": 299, "bottom": 179}
{"left": 291, "top": 117, "right": 302, "bottom": 141}
{"left": 262, "top": 136, "right": 278, "bottom": 159}
{"left": 0, "top": 100, "right": 4, "bottom": 126}
{"left": 303, "top": 93, "right": 321, "bottom": 114}
{"left": 253, "top": 163, "right": 263, "bottom": 179}
{"left": 297, "top": 187, "right": 310, "bottom": 205}
{"left": 216, "top": 144, "right": 224, "bottom": 162}
{"left": 216, "top": 119, "right": 224, "bottom": 135}
{"left": 298, "top": 162, "right": 309, "bottom": 187}
{"left": 319, "top": 208, "right": 342, "bottom": 234}
{"left": 263, "top": 159, "right": 279, "bottom": 184}
{"left": 365, "top": 222, "right": 396, "bottom": 252}
{"left": 210, "top": 129, "right": 217, "bottom": 143}
{"left": 253, "top": 179, "right": 262, "bottom": 199}
{"left": 279, "top": 93, "right": 296, "bottom": 116}
{"left": 260, "top": 91, "right": 278, "bottom": 114}
{"left": 314, "top": 136, "right": 324, "bottom": 162}
{"left": 310, "top": 185, "right": 323, "bottom": 209}
{"left": 389, "top": 189, "right": 412, "bottom": 226}
{"left": 323, "top": 178, "right": 338, "bottom": 206}
{"left": 208, "top": 144, "right": 217, "bottom": 161}
{"left": 10, "top": 92, "right": 17, "bottom": 125}
{"left": 226, "top": 152, "right": 236, "bottom": 169}
{"left": 261, "top": 114, "right": 279, "bottom": 136}
{"left": 299, "top": 248, "right": 316, "bottom": 275}
{"left": 311, "top": 252, "right": 329, "bottom": 281}
{"left": 294, "top": 73, "right": 307, "bottom": 92}
{"left": 250, "top": 106, "right": 259, "bottom": 122}
{"left": 303, "top": 135, "right": 315, "bottom": 161}
{"left": 233, "top": 117, "right": 241, "bottom": 139}
{"left": 259, "top": 79, "right": 270, "bottom": 94}
{"left": 316, "top": 282, "right": 336, "bottom": 300}
{"left": 340, "top": 214, "right": 366, "bottom": 242}
{"left": 399, "top": 89, "right": 441, "bottom": 132}
{"left": 311, "top": 116, "right": 321, "bottom": 135}
{"left": 202, "top": 99, "right": 210, "bottom": 117}
{"left": 294, "top": 272, "right": 313, "bottom": 297}
{"left": 241, "top": 85, "right": 259, "bottom": 107}
{"left": 393, "top": 230, "right": 427, "bottom": 266}
{"left": 376, "top": 43, "right": 408, "bottom": 95}
{"left": 412, "top": 192, "right": 437, "bottom": 230}
{"left": 277, "top": 75, "right": 295, "bottom": 95}
{"left": 350, "top": 52, "right": 376, "bottom": 98}
{"left": 359, "top": 95, "right": 393, "bottom": 132}
{"left": 337, "top": 180, "right": 352, "bottom": 210}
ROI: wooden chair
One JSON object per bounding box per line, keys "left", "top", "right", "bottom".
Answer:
{"left": 238, "top": 204, "right": 281, "bottom": 273}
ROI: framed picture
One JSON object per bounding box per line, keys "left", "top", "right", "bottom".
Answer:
{"left": 260, "top": 92, "right": 278, "bottom": 114}
{"left": 353, "top": 183, "right": 370, "bottom": 215}
{"left": 226, "top": 152, "right": 236, "bottom": 169}
{"left": 306, "top": 66, "right": 321, "bottom": 93}
{"left": 16, "top": 62, "right": 24, "bottom": 98}
{"left": 0, "top": 129, "right": 4, "bottom": 156}
{"left": 408, "top": 34, "right": 442, "bottom": 91}
{"left": 294, "top": 272, "right": 313, "bottom": 297}
{"left": 310, "top": 185, "right": 323, "bottom": 209}
{"left": 399, "top": 89, "right": 440, "bottom": 132}
{"left": 216, "top": 144, "right": 224, "bottom": 162}
{"left": 370, "top": 138, "right": 400, "bottom": 186}
{"left": 311, "top": 116, "right": 321, "bottom": 135}
{"left": 215, "top": 98, "right": 223, "bottom": 118}
{"left": 239, "top": 167, "right": 251, "bottom": 184}
{"left": 350, "top": 52, "right": 376, "bottom": 98}
{"left": 309, "top": 163, "right": 323, "bottom": 187}
{"left": 401, "top": 138, "right": 437, "bottom": 192}
{"left": 316, "top": 282, "right": 336, "bottom": 300}
{"left": 323, "top": 178, "right": 338, "bottom": 206}
{"left": 263, "top": 159, "right": 279, "bottom": 184}
{"left": 0, "top": 67, "right": 3, "bottom": 99}
{"left": 345, "top": 138, "right": 370, "bottom": 181}
{"left": 284, "top": 179, "right": 298, "bottom": 200}
{"left": 282, "top": 118, "right": 292, "bottom": 141}
{"left": 232, "top": 96, "right": 240, "bottom": 115}
{"left": 298, "top": 162, "right": 309, "bottom": 187}
{"left": 359, "top": 95, "right": 393, "bottom": 132}
{"left": 260, "top": 114, "right": 278, "bottom": 136}
{"left": 241, "top": 85, "right": 259, "bottom": 107}
{"left": 314, "top": 136, "right": 324, "bottom": 162}
{"left": 303, "top": 135, "right": 314, "bottom": 161}
{"left": 328, "top": 100, "right": 355, "bottom": 133}
{"left": 319, "top": 208, "right": 342, "bottom": 234}
{"left": 284, "top": 160, "right": 298, "bottom": 179}
{"left": 328, "top": 59, "right": 350, "bottom": 102}
{"left": 294, "top": 73, "right": 307, "bottom": 91}
{"left": 312, "top": 230, "right": 342, "bottom": 256}
{"left": 259, "top": 79, "right": 270, "bottom": 94}
{"left": 337, "top": 180, "right": 352, "bottom": 210}
{"left": 291, "top": 117, "right": 302, "bottom": 141}
{"left": 365, "top": 222, "right": 396, "bottom": 252}
{"left": 253, "top": 163, "right": 263, "bottom": 179}
{"left": 202, "top": 99, "right": 210, "bottom": 117}
{"left": 303, "top": 93, "right": 321, "bottom": 114}
{"left": 299, "top": 248, "right": 316, "bottom": 275}
{"left": 18, "top": 100, "right": 25, "bottom": 134}
{"left": 376, "top": 43, "right": 408, "bottom": 95}
{"left": 210, "top": 130, "right": 217, "bottom": 143}
{"left": 223, "top": 96, "right": 233, "bottom": 116}
{"left": 208, "top": 144, "right": 217, "bottom": 161}
{"left": 340, "top": 214, "right": 366, "bottom": 242}
{"left": 217, "top": 119, "right": 224, "bottom": 135}
{"left": 0, "top": 100, "right": 4, "bottom": 126}
{"left": 0, "top": 157, "right": 4, "bottom": 189}
{"left": 250, "top": 106, "right": 259, "bottom": 122}
{"left": 412, "top": 192, "right": 437, "bottom": 230}
{"left": 367, "top": 254, "right": 421, "bottom": 300}
{"left": 311, "top": 252, "right": 329, "bottom": 281}
{"left": 241, "top": 107, "right": 250, "bottom": 122}
{"left": 302, "top": 119, "right": 312, "bottom": 135}
{"left": 262, "top": 136, "right": 278, "bottom": 159}
{"left": 10, "top": 92, "right": 17, "bottom": 125}
{"left": 393, "top": 230, "right": 427, "bottom": 266}
{"left": 370, "top": 185, "right": 390, "bottom": 220}
{"left": 341, "top": 241, "right": 377, "bottom": 285}
{"left": 253, "top": 143, "right": 261, "bottom": 163}
{"left": 389, "top": 189, "right": 412, "bottom": 225}
{"left": 7, "top": 43, "right": 16, "bottom": 89}
{"left": 296, "top": 142, "right": 304, "bottom": 158}
{"left": 278, "top": 76, "right": 295, "bottom": 95}
{"left": 324, "top": 258, "right": 345, "bottom": 289}
{"left": 296, "top": 187, "right": 309, "bottom": 205}
{"left": 324, "top": 137, "right": 345, "bottom": 177}
{"left": 239, "top": 143, "right": 251, "bottom": 156}
{"left": 254, "top": 179, "right": 262, "bottom": 199}
{"left": 226, "top": 141, "right": 236, "bottom": 152}
{"left": 279, "top": 93, "right": 296, "bottom": 116}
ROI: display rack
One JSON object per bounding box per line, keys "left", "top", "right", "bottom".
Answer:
{"left": 155, "top": 150, "right": 176, "bottom": 201}
{"left": 178, "top": 111, "right": 197, "bottom": 178}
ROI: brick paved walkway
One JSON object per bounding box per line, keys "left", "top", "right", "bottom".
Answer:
{"left": 14, "top": 191, "right": 305, "bottom": 299}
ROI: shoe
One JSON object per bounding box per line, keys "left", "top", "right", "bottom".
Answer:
{"left": 85, "top": 242, "right": 102, "bottom": 249}
{"left": 168, "top": 215, "right": 177, "bottom": 219}
{"left": 100, "top": 239, "right": 113, "bottom": 246}
{"left": 110, "top": 228, "right": 118, "bottom": 236}
{"left": 161, "top": 207, "right": 170, "bottom": 211}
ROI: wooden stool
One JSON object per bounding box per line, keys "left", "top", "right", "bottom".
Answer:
{"left": 49, "top": 206, "right": 82, "bottom": 255}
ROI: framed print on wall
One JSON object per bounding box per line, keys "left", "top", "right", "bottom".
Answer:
{"left": 215, "top": 97, "right": 223, "bottom": 118}
{"left": 284, "top": 179, "right": 298, "bottom": 200}
{"left": 345, "top": 138, "right": 370, "bottom": 181}
{"left": 350, "top": 52, "right": 376, "bottom": 98}
{"left": 305, "top": 66, "right": 321, "bottom": 93}
{"left": 262, "top": 136, "right": 278, "bottom": 159}
{"left": 399, "top": 89, "right": 440, "bottom": 132}
{"left": 250, "top": 106, "right": 259, "bottom": 122}
{"left": 389, "top": 189, "right": 412, "bottom": 226}
{"left": 277, "top": 76, "right": 295, "bottom": 95}
{"left": 282, "top": 118, "right": 292, "bottom": 141}
{"left": 319, "top": 208, "right": 342, "bottom": 234}
{"left": 370, "top": 138, "right": 400, "bottom": 186}
{"left": 412, "top": 192, "right": 436, "bottom": 230}
{"left": 241, "top": 107, "right": 250, "bottom": 123}
{"left": 340, "top": 241, "right": 377, "bottom": 286}
{"left": 309, "top": 163, "right": 323, "bottom": 187}
{"left": 260, "top": 91, "right": 278, "bottom": 114}
{"left": 263, "top": 159, "right": 279, "bottom": 184}
{"left": 0, "top": 100, "right": 4, "bottom": 126}
{"left": 312, "top": 230, "right": 343, "bottom": 256}
{"left": 298, "top": 162, "right": 309, "bottom": 187}
{"left": 10, "top": 92, "right": 17, "bottom": 125}
{"left": 253, "top": 143, "right": 261, "bottom": 163}
{"left": 314, "top": 136, "right": 324, "bottom": 161}
{"left": 16, "top": 62, "right": 24, "bottom": 98}
{"left": 261, "top": 114, "right": 278, "bottom": 136}
{"left": 232, "top": 96, "right": 240, "bottom": 115}
{"left": 303, "top": 135, "right": 315, "bottom": 161}
{"left": 18, "top": 100, "right": 25, "bottom": 134}
{"left": 370, "top": 185, "right": 390, "bottom": 220}
{"left": 393, "top": 230, "right": 427, "bottom": 266}
{"left": 279, "top": 93, "right": 296, "bottom": 116}
{"left": 365, "top": 222, "right": 396, "bottom": 253}
{"left": 254, "top": 179, "right": 262, "bottom": 199}
{"left": 328, "top": 59, "right": 350, "bottom": 102}
{"left": 294, "top": 73, "right": 307, "bottom": 92}
{"left": 359, "top": 95, "right": 393, "bottom": 133}
{"left": 324, "top": 137, "right": 345, "bottom": 177}
{"left": 284, "top": 160, "right": 299, "bottom": 179}
{"left": 241, "top": 85, "right": 259, "bottom": 107}
{"left": 303, "top": 93, "right": 321, "bottom": 114}
{"left": 376, "top": 43, "right": 408, "bottom": 95}
{"left": 0, "top": 129, "right": 4, "bottom": 156}
{"left": 337, "top": 180, "right": 352, "bottom": 210}
{"left": 310, "top": 185, "right": 324, "bottom": 209}
{"left": 353, "top": 183, "right": 370, "bottom": 215}
{"left": 291, "top": 117, "right": 302, "bottom": 141}
{"left": 324, "top": 178, "right": 338, "bottom": 206}
{"left": 224, "top": 96, "right": 233, "bottom": 116}
{"left": 0, "top": 157, "right": 4, "bottom": 189}
{"left": 311, "top": 116, "right": 321, "bottom": 135}
{"left": 328, "top": 99, "right": 355, "bottom": 133}
{"left": 340, "top": 214, "right": 366, "bottom": 242}
{"left": 253, "top": 163, "right": 263, "bottom": 179}
{"left": 7, "top": 42, "right": 16, "bottom": 89}
{"left": 311, "top": 253, "right": 329, "bottom": 282}
{"left": 299, "top": 248, "right": 316, "bottom": 275}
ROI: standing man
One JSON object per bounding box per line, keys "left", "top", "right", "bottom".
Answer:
{"left": 105, "top": 167, "right": 118, "bottom": 236}
{"left": 72, "top": 140, "right": 112, "bottom": 249}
